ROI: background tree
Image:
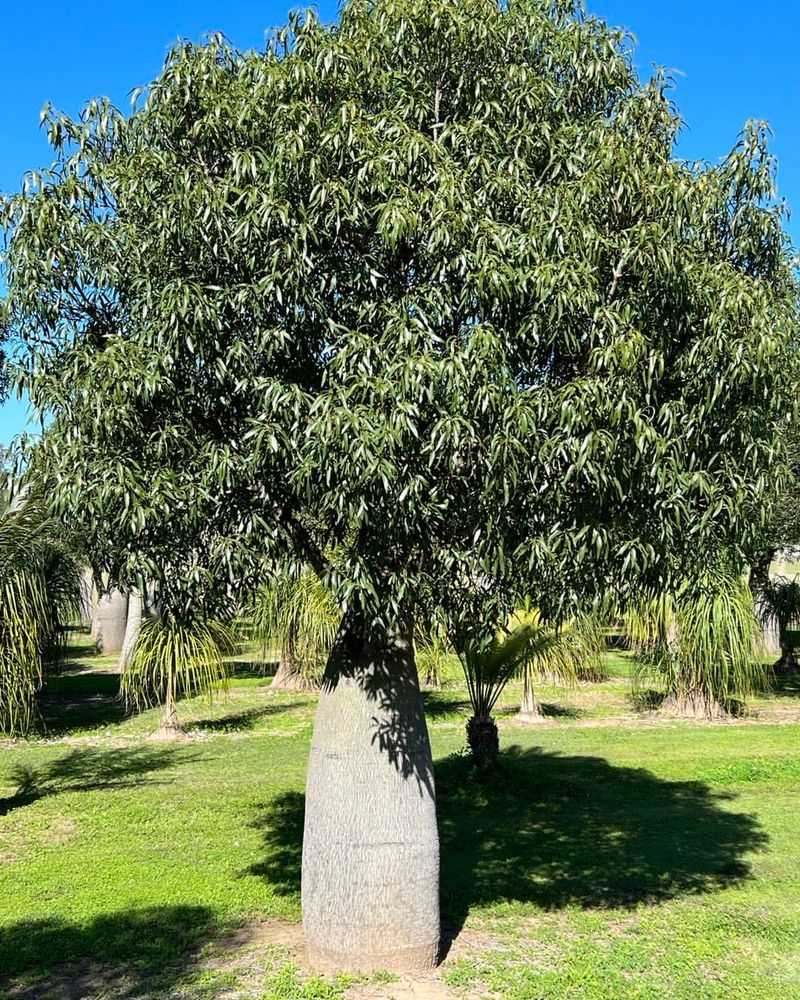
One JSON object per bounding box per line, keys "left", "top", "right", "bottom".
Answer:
{"left": 756, "top": 577, "right": 800, "bottom": 672}
{"left": 120, "top": 616, "right": 234, "bottom": 736}
{"left": 627, "top": 570, "right": 766, "bottom": 718}
{"left": 1, "top": 0, "right": 797, "bottom": 971}
{"left": 517, "top": 612, "right": 604, "bottom": 722}
{"left": 0, "top": 491, "right": 82, "bottom": 734}
{"left": 250, "top": 567, "right": 340, "bottom": 691}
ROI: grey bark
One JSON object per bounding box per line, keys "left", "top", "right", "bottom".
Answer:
{"left": 271, "top": 653, "right": 317, "bottom": 691}
{"left": 302, "top": 610, "right": 440, "bottom": 972}
{"left": 118, "top": 589, "right": 144, "bottom": 673}
{"left": 93, "top": 589, "right": 129, "bottom": 655}
{"left": 517, "top": 666, "right": 545, "bottom": 722}
{"left": 79, "top": 567, "right": 96, "bottom": 626}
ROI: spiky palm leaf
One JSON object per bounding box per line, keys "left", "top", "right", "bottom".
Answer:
{"left": 511, "top": 610, "right": 604, "bottom": 716}
{"left": 121, "top": 617, "right": 234, "bottom": 731}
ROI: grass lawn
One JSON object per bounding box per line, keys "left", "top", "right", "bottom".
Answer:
{"left": 1, "top": 640, "right": 799, "bottom": 998}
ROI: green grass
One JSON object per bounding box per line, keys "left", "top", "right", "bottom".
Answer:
{"left": 1, "top": 642, "right": 800, "bottom": 998}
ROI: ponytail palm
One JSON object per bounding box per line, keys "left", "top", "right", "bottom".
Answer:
{"left": 755, "top": 577, "right": 800, "bottom": 670}
{"left": 250, "top": 568, "right": 340, "bottom": 691}
{"left": 121, "top": 617, "right": 234, "bottom": 735}
{"left": 0, "top": 493, "right": 82, "bottom": 734}
{"left": 628, "top": 571, "right": 765, "bottom": 718}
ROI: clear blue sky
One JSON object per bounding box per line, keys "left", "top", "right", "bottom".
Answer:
{"left": 2, "top": 0, "right": 798, "bottom": 444}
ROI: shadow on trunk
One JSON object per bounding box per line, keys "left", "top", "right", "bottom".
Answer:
{"left": 248, "top": 745, "right": 766, "bottom": 949}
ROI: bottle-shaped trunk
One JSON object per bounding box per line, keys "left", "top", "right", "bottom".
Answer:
{"left": 302, "top": 609, "right": 440, "bottom": 972}
{"left": 93, "top": 590, "right": 129, "bottom": 655}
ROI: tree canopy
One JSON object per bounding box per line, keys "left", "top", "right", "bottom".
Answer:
{"left": 1, "top": 0, "right": 796, "bottom": 626}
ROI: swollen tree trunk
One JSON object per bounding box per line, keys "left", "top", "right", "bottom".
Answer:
{"left": 302, "top": 610, "right": 440, "bottom": 972}
{"left": 774, "top": 636, "right": 798, "bottom": 674}
{"left": 79, "top": 568, "right": 96, "bottom": 627}
{"left": 118, "top": 589, "right": 143, "bottom": 673}
{"left": 154, "top": 677, "right": 184, "bottom": 739}
{"left": 272, "top": 634, "right": 318, "bottom": 691}
{"left": 93, "top": 590, "right": 129, "bottom": 655}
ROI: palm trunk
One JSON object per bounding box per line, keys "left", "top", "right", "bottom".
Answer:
{"left": 93, "top": 589, "right": 129, "bottom": 655}
{"left": 302, "top": 609, "right": 439, "bottom": 972}
{"left": 465, "top": 714, "right": 499, "bottom": 767}
{"left": 272, "top": 635, "right": 318, "bottom": 691}
{"left": 155, "top": 669, "right": 184, "bottom": 738}
{"left": 118, "top": 589, "right": 143, "bottom": 673}
{"left": 517, "top": 665, "right": 544, "bottom": 722}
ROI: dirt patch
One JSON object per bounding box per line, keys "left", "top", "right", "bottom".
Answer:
{"left": 45, "top": 816, "right": 78, "bottom": 845}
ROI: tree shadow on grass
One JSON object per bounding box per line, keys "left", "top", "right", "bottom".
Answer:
{"left": 0, "top": 905, "right": 217, "bottom": 999}
{"left": 188, "top": 701, "right": 308, "bottom": 734}
{"left": 246, "top": 746, "right": 767, "bottom": 944}
{"left": 0, "top": 745, "right": 199, "bottom": 816}
{"left": 422, "top": 694, "right": 471, "bottom": 719}
{"left": 38, "top": 670, "right": 126, "bottom": 736}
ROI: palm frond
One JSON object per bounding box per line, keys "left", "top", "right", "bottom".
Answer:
{"left": 121, "top": 617, "right": 234, "bottom": 720}
{"left": 249, "top": 567, "right": 340, "bottom": 686}
{"left": 628, "top": 571, "right": 766, "bottom": 717}
{"left": 0, "top": 492, "right": 82, "bottom": 734}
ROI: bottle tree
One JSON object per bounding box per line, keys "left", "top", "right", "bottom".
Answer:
{"left": 1, "top": 0, "right": 796, "bottom": 971}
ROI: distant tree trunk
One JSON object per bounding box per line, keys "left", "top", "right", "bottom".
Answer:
{"left": 272, "top": 631, "right": 318, "bottom": 691}
{"left": 516, "top": 665, "right": 545, "bottom": 722}
{"left": 749, "top": 549, "right": 776, "bottom": 594}
{"left": 93, "top": 590, "right": 129, "bottom": 655}
{"left": 155, "top": 670, "right": 184, "bottom": 739}
{"left": 302, "top": 609, "right": 439, "bottom": 972}
{"left": 118, "top": 589, "right": 143, "bottom": 673}
{"left": 749, "top": 549, "right": 781, "bottom": 657}
{"left": 774, "top": 636, "right": 798, "bottom": 674}
{"left": 79, "top": 568, "right": 96, "bottom": 627}
{"left": 465, "top": 714, "right": 500, "bottom": 767}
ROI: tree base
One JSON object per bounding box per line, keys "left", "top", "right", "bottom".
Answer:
{"left": 661, "top": 694, "right": 727, "bottom": 720}
{"left": 306, "top": 939, "right": 439, "bottom": 974}
{"left": 516, "top": 710, "right": 548, "bottom": 724}
{"left": 271, "top": 660, "right": 319, "bottom": 692}
{"left": 150, "top": 722, "right": 187, "bottom": 741}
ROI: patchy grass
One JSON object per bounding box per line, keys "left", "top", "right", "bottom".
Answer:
{"left": 1, "top": 644, "right": 800, "bottom": 998}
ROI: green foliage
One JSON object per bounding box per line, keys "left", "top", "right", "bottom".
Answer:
{"left": 120, "top": 616, "right": 234, "bottom": 726}
{"left": 457, "top": 609, "right": 604, "bottom": 725}
{"left": 0, "top": 491, "right": 82, "bottom": 734}
{"left": 249, "top": 567, "right": 341, "bottom": 687}
{"left": 1, "top": 0, "right": 796, "bottom": 629}
{"left": 757, "top": 576, "right": 800, "bottom": 634}
{"left": 629, "top": 572, "right": 766, "bottom": 716}
{"left": 415, "top": 615, "right": 452, "bottom": 687}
